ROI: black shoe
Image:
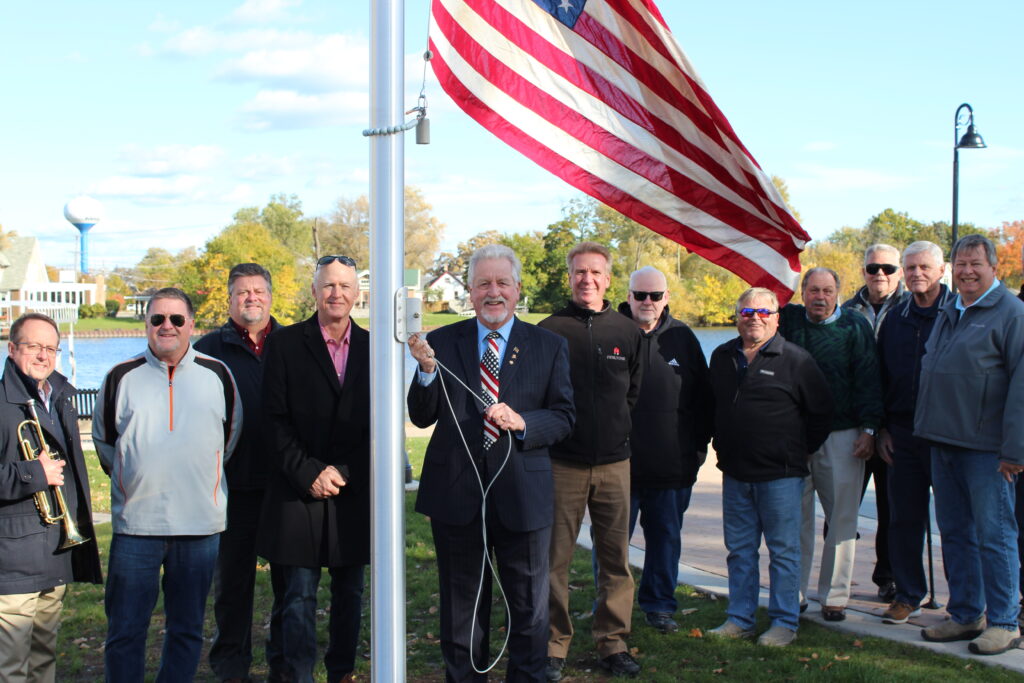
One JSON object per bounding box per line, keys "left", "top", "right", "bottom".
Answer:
{"left": 599, "top": 652, "right": 641, "bottom": 677}
{"left": 645, "top": 611, "right": 679, "bottom": 633}
{"left": 799, "top": 602, "right": 808, "bottom": 614}
{"left": 546, "top": 656, "right": 565, "bottom": 682}
{"left": 822, "top": 606, "right": 846, "bottom": 622}
{"left": 878, "top": 580, "right": 897, "bottom": 603}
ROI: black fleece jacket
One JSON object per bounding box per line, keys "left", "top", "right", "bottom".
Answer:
{"left": 710, "top": 334, "right": 834, "bottom": 482}
{"left": 539, "top": 299, "right": 643, "bottom": 465}
{"left": 617, "top": 303, "right": 712, "bottom": 489}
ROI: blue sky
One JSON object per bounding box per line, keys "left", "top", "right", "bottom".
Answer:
{"left": 2, "top": 0, "right": 1021, "bottom": 272}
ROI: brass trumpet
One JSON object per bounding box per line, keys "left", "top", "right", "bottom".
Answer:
{"left": 18, "top": 399, "right": 89, "bottom": 550}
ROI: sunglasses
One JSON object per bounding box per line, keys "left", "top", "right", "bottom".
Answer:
{"left": 739, "top": 308, "right": 777, "bottom": 319}
{"left": 865, "top": 263, "right": 899, "bottom": 276}
{"left": 632, "top": 290, "right": 665, "bottom": 302}
{"left": 150, "top": 314, "right": 187, "bottom": 327}
{"left": 317, "top": 254, "right": 357, "bottom": 268}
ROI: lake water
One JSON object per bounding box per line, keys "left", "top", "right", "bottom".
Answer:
{"left": 0, "top": 328, "right": 739, "bottom": 390}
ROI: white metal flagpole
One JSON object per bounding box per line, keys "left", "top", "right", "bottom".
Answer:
{"left": 368, "top": 0, "right": 406, "bottom": 679}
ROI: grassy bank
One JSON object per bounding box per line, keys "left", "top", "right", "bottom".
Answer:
{"left": 60, "top": 442, "right": 1019, "bottom": 681}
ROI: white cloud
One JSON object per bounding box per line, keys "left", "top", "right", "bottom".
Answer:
{"left": 238, "top": 89, "right": 367, "bottom": 130}
{"left": 216, "top": 34, "right": 369, "bottom": 92}
{"left": 235, "top": 153, "right": 298, "bottom": 180}
{"left": 162, "top": 27, "right": 314, "bottom": 57}
{"left": 231, "top": 0, "right": 302, "bottom": 24}
{"left": 118, "top": 144, "right": 224, "bottom": 177}
{"left": 88, "top": 175, "right": 206, "bottom": 203}
{"left": 221, "top": 184, "right": 254, "bottom": 204}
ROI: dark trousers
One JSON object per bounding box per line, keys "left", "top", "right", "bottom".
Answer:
{"left": 267, "top": 564, "right": 365, "bottom": 682}
{"left": 861, "top": 452, "right": 893, "bottom": 586}
{"left": 1016, "top": 476, "right": 1024, "bottom": 602}
{"left": 431, "top": 516, "right": 551, "bottom": 683}
{"left": 885, "top": 423, "right": 932, "bottom": 606}
{"left": 210, "top": 489, "right": 280, "bottom": 679}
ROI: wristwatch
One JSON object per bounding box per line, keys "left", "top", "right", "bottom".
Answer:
{"left": 862, "top": 427, "right": 876, "bottom": 437}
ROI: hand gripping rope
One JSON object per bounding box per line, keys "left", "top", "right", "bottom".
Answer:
{"left": 430, "top": 353, "right": 514, "bottom": 675}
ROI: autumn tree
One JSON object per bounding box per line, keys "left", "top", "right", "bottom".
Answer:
{"left": 321, "top": 186, "right": 445, "bottom": 273}
{"left": 995, "top": 220, "right": 1024, "bottom": 289}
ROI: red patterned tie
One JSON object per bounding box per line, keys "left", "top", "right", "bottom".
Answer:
{"left": 480, "top": 331, "right": 501, "bottom": 448}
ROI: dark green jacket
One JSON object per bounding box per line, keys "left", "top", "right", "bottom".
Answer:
{"left": 779, "top": 304, "right": 883, "bottom": 432}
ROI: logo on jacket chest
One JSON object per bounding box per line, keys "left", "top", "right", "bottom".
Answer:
{"left": 605, "top": 346, "right": 626, "bottom": 361}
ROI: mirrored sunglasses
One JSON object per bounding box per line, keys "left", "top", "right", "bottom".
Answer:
{"left": 739, "top": 308, "right": 777, "bottom": 319}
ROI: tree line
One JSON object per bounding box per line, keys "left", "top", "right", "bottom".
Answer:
{"left": 100, "top": 184, "right": 1024, "bottom": 329}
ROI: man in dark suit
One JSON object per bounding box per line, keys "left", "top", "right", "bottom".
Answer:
{"left": 0, "top": 313, "right": 101, "bottom": 681}
{"left": 194, "top": 263, "right": 282, "bottom": 683}
{"left": 408, "top": 244, "right": 575, "bottom": 682}
{"left": 257, "top": 255, "right": 370, "bottom": 683}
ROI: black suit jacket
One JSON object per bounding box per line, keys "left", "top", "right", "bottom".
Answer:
{"left": 256, "top": 314, "right": 370, "bottom": 567}
{"left": 409, "top": 317, "right": 575, "bottom": 532}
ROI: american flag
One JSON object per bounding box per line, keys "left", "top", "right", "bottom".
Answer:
{"left": 429, "top": 0, "right": 810, "bottom": 300}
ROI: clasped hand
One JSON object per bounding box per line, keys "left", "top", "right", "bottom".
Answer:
{"left": 310, "top": 465, "right": 346, "bottom": 499}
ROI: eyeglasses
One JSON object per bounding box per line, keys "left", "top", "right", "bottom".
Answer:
{"left": 149, "top": 314, "right": 187, "bottom": 328}
{"left": 739, "top": 308, "right": 777, "bottom": 319}
{"left": 14, "top": 342, "right": 60, "bottom": 357}
{"left": 317, "top": 255, "right": 357, "bottom": 268}
{"left": 865, "top": 263, "right": 899, "bottom": 276}
{"left": 631, "top": 290, "right": 665, "bottom": 302}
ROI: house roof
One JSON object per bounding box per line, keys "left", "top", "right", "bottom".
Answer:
{"left": 0, "top": 236, "right": 38, "bottom": 292}
{"left": 425, "top": 271, "right": 467, "bottom": 290}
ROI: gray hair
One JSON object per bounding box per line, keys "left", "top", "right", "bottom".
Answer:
{"left": 736, "top": 287, "right": 778, "bottom": 313}
{"left": 146, "top": 287, "right": 195, "bottom": 318}
{"left": 468, "top": 244, "right": 522, "bottom": 286}
{"left": 228, "top": 263, "right": 273, "bottom": 294}
{"left": 801, "top": 267, "right": 840, "bottom": 292}
{"left": 902, "top": 241, "right": 944, "bottom": 266}
{"left": 628, "top": 265, "right": 667, "bottom": 290}
{"left": 951, "top": 234, "right": 997, "bottom": 267}
{"left": 864, "top": 243, "right": 900, "bottom": 265}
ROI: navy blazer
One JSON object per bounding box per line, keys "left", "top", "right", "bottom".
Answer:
{"left": 409, "top": 317, "right": 575, "bottom": 532}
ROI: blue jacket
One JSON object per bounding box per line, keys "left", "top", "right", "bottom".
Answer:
{"left": 876, "top": 286, "right": 953, "bottom": 429}
{"left": 914, "top": 284, "right": 1024, "bottom": 461}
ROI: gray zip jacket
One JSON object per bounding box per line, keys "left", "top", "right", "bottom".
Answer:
{"left": 914, "top": 284, "right": 1024, "bottom": 462}
{"left": 93, "top": 344, "right": 242, "bottom": 535}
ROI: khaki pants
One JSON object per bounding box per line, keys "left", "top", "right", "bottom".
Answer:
{"left": 548, "top": 459, "right": 634, "bottom": 659}
{"left": 800, "top": 428, "right": 865, "bottom": 607}
{"left": 0, "top": 584, "right": 67, "bottom": 683}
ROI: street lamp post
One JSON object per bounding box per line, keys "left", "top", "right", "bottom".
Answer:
{"left": 951, "top": 102, "right": 986, "bottom": 249}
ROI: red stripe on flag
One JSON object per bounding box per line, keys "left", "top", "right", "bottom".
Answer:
{"left": 429, "top": 43, "right": 797, "bottom": 297}
{"left": 432, "top": 12, "right": 799, "bottom": 257}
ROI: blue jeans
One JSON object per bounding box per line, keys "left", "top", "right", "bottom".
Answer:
{"left": 104, "top": 533, "right": 219, "bottom": 682}
{"left": 722, "top": 475, "right": 803, "bottom": 632}
{"left": 931, "top": 446, "right": 1019, "bottom": 630}
{"left": 267, "top": 564, "right": 365, "bottom": 682}
{"left": 589, "top": 487, "right": 692, "bottom": 615}
{"left": 886, "top": 423, "right": 932, "bottom": 606}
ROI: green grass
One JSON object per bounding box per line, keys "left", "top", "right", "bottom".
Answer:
{"left": 64, "top": 318, "right": 145, "bottom": 333}
{"left": 61, "top": 439, "right": 1023, "bottom": 681}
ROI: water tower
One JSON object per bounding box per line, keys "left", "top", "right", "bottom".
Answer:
{"left": 64, "top": 196, "right": 103, "bottom": 275}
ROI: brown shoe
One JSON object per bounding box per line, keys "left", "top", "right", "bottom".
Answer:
{"left": 882, "top": 602, "right": 921, "bottom": 625}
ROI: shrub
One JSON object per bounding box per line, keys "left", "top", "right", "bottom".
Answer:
{"left": 105, "top": 300, "right": 120, "bottom": 317}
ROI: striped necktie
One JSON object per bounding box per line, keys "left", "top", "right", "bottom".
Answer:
{"left": 480, "top": 331, "right": 501, "bottom": 449}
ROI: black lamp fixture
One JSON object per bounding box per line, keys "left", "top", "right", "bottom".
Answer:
{"left": 951, "top": 102, "right": 986, "bottom": 249}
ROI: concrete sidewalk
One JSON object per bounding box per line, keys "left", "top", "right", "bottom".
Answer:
{"left": 579, "top": 459, "right": 1024, "bottom": 675}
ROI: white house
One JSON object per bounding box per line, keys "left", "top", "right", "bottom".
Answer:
{"left": 423, "top": 271, "right": 469, "bottom": 312}
{"left": 0, "top": 236, "right": 99, "bottom": 331}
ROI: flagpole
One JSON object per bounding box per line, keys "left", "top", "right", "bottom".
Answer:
{"left": 369, "top": 0, "right": 406, "bottom": 679}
